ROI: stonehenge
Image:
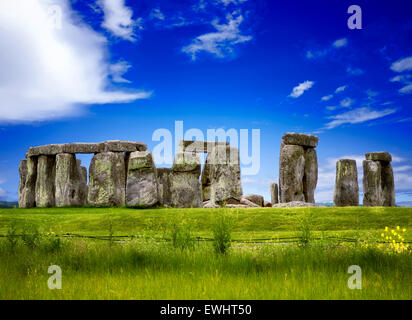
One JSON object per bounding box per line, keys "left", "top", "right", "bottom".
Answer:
{"left": 363, "top": 152, "right": 395, "bottom": 206}
{"left": 333, "top": 159, "right": 359, "bottom": 206}
{"left": 17, "top": 136, "right": 397, "bottom": 209}
{"left": 279, "top": 133, "right": 318, "bottom": 204}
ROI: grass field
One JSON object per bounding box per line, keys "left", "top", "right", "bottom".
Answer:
{"left": 0, "top": 206, "right": 411, "bottom": 300}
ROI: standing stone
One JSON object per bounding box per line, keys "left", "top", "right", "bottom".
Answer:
{"left": 35, "top": 155, "right": 56, "bottom": 207}
{"left": 126, "top": 151, "right": 158, "bottom": 207}
{"left": 201, "top": 160, "right": 212, "bottom": 201}
{"left": 18, "top": 160, "right": 28, "bottom": 208}
{"left": 270, "top": 182, "right": 279, "bottom": 204}
{"left": 333, "top": 159, "right": 359, "bottom": 206}
{"left": 157, "top": 168, "right": 172, "bottom": 206}
{"left": 303, "top": 148, "right": 318, "bottom": 203}
{"left": 170, "top": 152, "right": 202, "bottom": 208}
{"left": 88, "top": 152, "right": 126, "bottom": 207}
{"left": 279, "top": 144, "right": 305, "bottom": 203}
{"left": 21, "top": 156, "right": 38, "bottom": 208}
{"left": 55, "top": 154, "right": 86, "bottom": 207}
{"left": 363, "top": 160, "right": 382, "bottom": 206}
{"left": 381, "top": 162, "right": 395, "bottom": 207}
{"left": 209, "top": 146, "right": 243, "bottom": 205}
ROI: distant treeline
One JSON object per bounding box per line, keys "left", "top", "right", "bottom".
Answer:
{"left": 0, "top": 201, "right": 18, "bottom": 208}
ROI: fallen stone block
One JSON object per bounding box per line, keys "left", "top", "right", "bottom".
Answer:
{"left": 243, "top": 194, "right": 264, "bottom": 207}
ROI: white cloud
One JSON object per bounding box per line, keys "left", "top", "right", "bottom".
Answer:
{"left": 0, "top": 1, "right": 150, "bottom": 123}
{"left": 150, "top": 8, "right": 165, "bottom": 21}
{"left": 390, "top": 74, "right": 412, "bottom": 83}
{"left": 109, "top": 61, "right": 132, "bottom": 83}
{"left": 390, "top": 56, "right": 412, "bottom": 73}
{"left": 332, "top": 38, "right": 348, "bottom": 48}
{"left": 347, "top": 66, "right": 364, "bottom": 76}
{"left": 325, "top": 107, "right": 396, "bottom": 129}
{"left": 98, "top": 0, "right": 139, "bottom": 41}
{"left": 219, "top": 0, "right": 248, "bottom": 5}
{"left": 182, "top": 12, "right": 252, "bottom": 60}
{"left": 289, "top": 81, "right": 315, "bottom": 98}
{"left": 399, "top": 83, "right": 412, "bottom": 94}
{"left": 340, "top": 97, "right": 354, "bottom": 108}
{"left": 321, "top": 95, "right": 333, "bottom": 101}
{"left": 335, "top": 85, "right": 347, "bottom": 93}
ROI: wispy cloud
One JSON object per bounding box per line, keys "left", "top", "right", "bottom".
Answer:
{"left": 149, "top": 8, "right": 165, "bottom": 21}
{"left": 324, "top": 107, "right": 396, "bottom": 129}
{"left": 306, "top": 37, "right": 348, "bottom": 60}
{"left": 340, "top": 97, "right": 354, "bottom": 108}
{"left": 289, "top": 81, "right": 315, "bottom": 98}
{"left": 321, "top": 95, "right": 333, "bottom": 101}
{"left": 182, "top": 12, "right": 252, "bottom": 60}
{"left": 335, "top": 85, "right": 347, "bottom": 93}
{"left": 320, "top": 85, "right": 347, "bottom": 102}
{"left": 98, "top": 0, "right": 140, "bottom": 42}
{"left": 347, "top": 66, "right": 364, "bottom": 76}
{"left": 332, "top": 38, "right": 348, "bottom": 48}
{"left": 109, "top": 61, "right": 132, "bottom": 83}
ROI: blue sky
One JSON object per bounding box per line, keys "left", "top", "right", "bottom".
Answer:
{"left": 1, "top": 0, "right": 412, "bottom": 203}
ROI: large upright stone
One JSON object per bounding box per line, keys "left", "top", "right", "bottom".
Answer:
{"left": 35, "top": 155, "right": 56, "bottom": 207}
{"left": 381, "top": 162, "right": 395, "bottom": 207}
{"left": 55, "top": 154, "right": 86, "bottom": 207}
{"left": 303, "top": 148, "right": 318, "bottom": 203}
{"left": 201, "top": 158, "right": 212, "bottom": 201}
{"left": 363, "top": 160, "right": 382, "bottom": 206}
{"left": 20, "top": 156, "right": 38, "bottom": 208}
{"left": 126, "top": 151, "right": 158, "bottom": 207}
{"left": 279, "top": 144, "right": 305, "bottom": 203}
{"left": 209, "top": 146, "right": 243, "bottom": 205}
{"left": 170, "top": 152, "right": 202, "bottom": 208}
{"left": 18, "top": 160, "right": 28, "bottom": 208}
{"left": 333, "top": 159, "right": 359, "bottom": 206}
{"left": 270, "top": 182, "right": 279, "bottom": 204}
{"left": 78, "top": 162, "right": 88, "bottom": 205}
{"left": 88, "top": 152, "right": 126, "bottom": 207}
{"left": 157, "top": 168, "right": 172, "bottom": 207}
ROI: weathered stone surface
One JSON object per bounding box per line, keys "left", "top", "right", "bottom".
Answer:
{"left": 281, "top": 133, "right": 319, "bottom": 148}
{"left": 172, "top": 152, "right": 201, "bottom": 174}
{"left": 178, "top": 140, "right": 230, "bottom": 153}
{"left": 55, "top": 154, "right": 86, "bottom": 207}
{"left": 201, "top": 159, "right": 212, "bottom": 201}
{"left": 169, "top": 152, "right": 202, "bottom": 208}
{"left": 365, "top": 152, "right": 392, "bottom": 163}
{"left": 79, "top": 164, "right": 88, "bottom": 205}
{"left": 279, "top": 144, "right": 305, "bottom": 203}
{"left": 264, "top": 201, "right": 272, "bottom": 207}
{"left": 381, "top": 162, "right": 395, "bottom": 207}
{"left": 209, "top": 146, "right": 243, "bottom": 205}
{"left": 28, "top": 144, "right": 64, "bottom": 156}
{"left": 240, "top": 198, "right": 260, "bottom": 207}
{"left": 18, "top": 160, "right": 28, "bottom": 208}
{"left": 63, "top": 143, "right": 105, "bottom": 154}
{"left": 88, "top": 152, "right": 126, "bottom": 207}
{"left": 243, "top": 194, "right": 264, "bottom": 207}
{"left": 157, "top": 168, "right": 172, "bottom": 207}
{"left": 363, "top": 160, "right": 382, "bottom": 206}
{"left": 20, "top": 157, "right": 37, "bottom": 208}
{"left": 170, "top": 172, "right": 202, "bottom": 208}
{"left": 333, "top": 159, "right": 359, "bottom": 206}
{"left": 103, "top": 140, "right": 147, "bottom": 152}
{"left": 35, "top": 155, "right": 56, "bottom": 207}
{"left": 126, "top": 151, "right": 158, "bottom": 207}
{"left": 303, "top": 147, "right": 318, "bottom": 203}
{"left": 270, "top": 182, "right": 279, "bottom": 204}
{"left": 27, "top": 141, "right": 147, "bottom": 156}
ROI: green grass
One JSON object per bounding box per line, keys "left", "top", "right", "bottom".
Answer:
{"left": 0, "top": 206, "right": 411, "bottom": 300}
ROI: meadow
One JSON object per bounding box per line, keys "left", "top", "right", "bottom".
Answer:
{"left": 0, "top": 206, "right": 411, "bottom": 300}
